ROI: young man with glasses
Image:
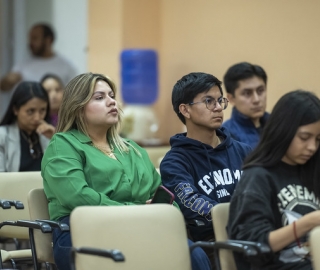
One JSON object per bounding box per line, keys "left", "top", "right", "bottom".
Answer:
{"left": 160, "top": 72, "right": 252, "bottom": 265}
{"left": 222, "top": 62, "right": 269, "bottom": 149}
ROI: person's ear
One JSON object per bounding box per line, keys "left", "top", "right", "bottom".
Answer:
{"left": 179, "top": 104, "right": 190, "bottom": 119}
{"left": 227, "top": 93, "right": 235, "bottom": 106}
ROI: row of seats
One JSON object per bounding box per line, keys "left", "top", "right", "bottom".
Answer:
{"left": 0, "top": 172, "right": 49, "bottom": 269}
{"left": 1, "top": 171, "right": 320, "bottom": 269}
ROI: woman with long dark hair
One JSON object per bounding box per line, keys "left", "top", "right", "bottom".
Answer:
{"left": 228, "top": 90, "right": 320, "bottom": 269}
{"left": 0, "top": 81, "right": 55, "bottom": 171}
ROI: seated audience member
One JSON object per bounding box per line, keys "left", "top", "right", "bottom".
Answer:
{"left": 228, "top": 90, "right": 320, "bottom": 270}
{"left": 41, "top": 74, "right": 64, "bottom": 126}
{"left": 222, "top": 62, "right": 269, "bottom": 149}
{"left": 41, "top": 72, "right": 212, "bottom": 270}
{"left": 0, "top": 81, "right": 55, "bottom": 172}
{"left": 159, "top": 72, "right": 252, "bottom": 262}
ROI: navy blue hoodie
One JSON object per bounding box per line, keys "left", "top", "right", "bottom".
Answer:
{"left": 160, "top": 128, "right": 252, "bottom": 241}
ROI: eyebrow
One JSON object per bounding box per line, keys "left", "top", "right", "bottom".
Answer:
{"left": 298, "top": 131, "right": 319, "bottom": 136}
{"left": 242, "top": 85, "right": 265, "bottom": 91}
{"left": 92, "top": 91, "right": 106, "bottom": 95}
{"left": 27, "top": 106, "right": 47, "bottom": 110}
{"left": 202, "top": 94, "right": 222, "bottom": 99}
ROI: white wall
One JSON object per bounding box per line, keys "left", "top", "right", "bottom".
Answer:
{"left": 52, "top": 0, "right": 88, "bottom": 74}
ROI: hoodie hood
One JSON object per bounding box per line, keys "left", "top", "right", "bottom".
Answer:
{"left": 169, "top": 128, "right": 237, "bottom": 183}
{"left": 169, "top": 127, "right": 232, "bottom": 151}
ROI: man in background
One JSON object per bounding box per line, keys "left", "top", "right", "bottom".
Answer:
{"left": 222, "top": 62, "right": 269, "bottom": 149}
{"left": 0, "top": 23, "right": 77, "bottom": 91}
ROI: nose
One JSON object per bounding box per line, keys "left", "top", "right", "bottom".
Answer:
{"left": 307, "top": 138, "right": 319, "bottom": 154}
{"left": 252, "top": 91, "right": 261, "bottom": 103}
{"left": 106, "top": 96, "right": 116, "bottom": 106}
{"left": 33, "top": 112, "right": 43, "bottom": 122}
{"left": 213, "top": 101, "right": 223, "bottom": 112}
{"left": 50, "top": 91, "right": 57, "bottom": 99}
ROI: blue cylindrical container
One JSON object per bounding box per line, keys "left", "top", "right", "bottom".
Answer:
{"left": 121, "top": 49, "right": 158, "bottom": 105}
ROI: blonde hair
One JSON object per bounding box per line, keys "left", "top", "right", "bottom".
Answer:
{"left": 56, "top": 72, "right": 131, "bottom": 154}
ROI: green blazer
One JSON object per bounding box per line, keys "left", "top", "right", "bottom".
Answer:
{"left": 41, "top": 129, "right": 162, "bottom": 220}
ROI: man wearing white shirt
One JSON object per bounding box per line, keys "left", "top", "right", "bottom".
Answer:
{"left": 0, "top": 23, "right": 77, "bottom": 90}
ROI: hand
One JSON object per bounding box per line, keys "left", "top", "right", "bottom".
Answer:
{"left": 145, "top": 199, "right": 152, "bottom": 204}
{"left": 300, "top": 210, "right": 320, "bottom": 231}
{"left": 7, "top": 72, "right": 22, "bottom": 82}
{"left": 36, "top": 120, "right": 55, "bottom": 139}
{"left": 0, "top": 72, "right": 22, "bottom": 91}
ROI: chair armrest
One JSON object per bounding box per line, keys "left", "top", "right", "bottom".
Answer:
{"left": 190, "top": 239, "right": 272, "bottom": 270}
{"left": 70, "top": 247, "right": 125, "bottom": 270}
{"left": 189, "top": 240, "right": 259, "bottom": 257}
{"left": 73, "top": 247, "right": 125, "bottom": 261}
{"left": 225, "top": 240, "right": 273, "bottom": 267}
{"left": 0, "top": 199, "right": 24, "bottom": 209}
{"left": 10, "top": 200, "right": 24, "bottom": 209}
{"left": 0, "top": 220, "right": 17, "bottom": 228}
{"left": 35, "top": 219, "right": 70, "bottom": 231}
{"left": 226, "top": 240, "right": 271, "bottom": 254}
{"left": 0, "top": 200, "right": 11, "bottom": 209}
{"left": 16, "top": 220, "right": 52, "bottom": 233}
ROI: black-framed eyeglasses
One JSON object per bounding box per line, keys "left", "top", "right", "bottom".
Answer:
{"left": 188, "top": 97, "right": 229, "bottom": 110}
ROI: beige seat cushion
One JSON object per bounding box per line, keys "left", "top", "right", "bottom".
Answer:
{"left": 310, "top": 226, "right": 320, "bottom": 269}
{"left": 28, "top": 188, "right": 55, "bottom": 264}
{"left": 211, "top": 203, "right": 237, "bottom": 270}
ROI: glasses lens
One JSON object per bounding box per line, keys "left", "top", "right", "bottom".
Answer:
{"left": 222, "top": 98, "right": 228, "bottom": 110}
{"left": 206, "top": 98, "right": 228, "bottom": 110}
{"left": 205, "top": 98, "right": 214, "bottom": 110}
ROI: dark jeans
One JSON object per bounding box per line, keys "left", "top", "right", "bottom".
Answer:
{"left": 188, "top": 239, "right": 212, "bottom": 270}
{"left": 52, "top": 216, "right": 72, "bottom": 270}
{"left": 52, "top": 216, "right": 211, "bottom": 270}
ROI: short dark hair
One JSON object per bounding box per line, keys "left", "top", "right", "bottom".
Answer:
{"left": 244, "top": 90, "right": 320, "bottom": 197}
{"left": 223, "top": 62, "right": 267, "bottom": 96}
{"left": 32, "top": 23, "right": 55, "bottom": 43}
{"left": 0, "top": 81, "right": 50, "bottom": 125}
{"left": 172, "top": 72, "right": 222, "bottom": 124}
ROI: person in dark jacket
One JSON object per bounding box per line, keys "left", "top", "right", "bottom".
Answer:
{"left": 160, "top": 72, "right": 252, "bottom": 244}
{"left": 228, "top": 90, "right": 320, "bottom": 270}
{"left": 222, "top": 62, "right": 269, "bottom": 149}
